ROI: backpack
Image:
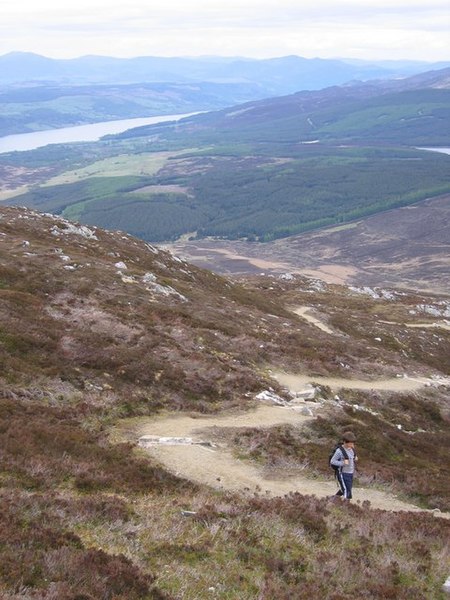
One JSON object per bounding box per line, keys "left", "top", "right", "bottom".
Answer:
{"left": 329, "top": 444, "right": 349, "bottom": 472}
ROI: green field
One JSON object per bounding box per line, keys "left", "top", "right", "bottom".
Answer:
{"left": 40, "top": 151, "right": 185, "bottom": 187}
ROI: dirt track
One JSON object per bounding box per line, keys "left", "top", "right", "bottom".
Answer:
{"left": 272, "top": 371, "right": 436, "bottom": 392}
{"left": 131, "top": 398, "right": 449, "bottom": 518}
{"left": 124, "top": 301, "right": 450, "bottom": 516}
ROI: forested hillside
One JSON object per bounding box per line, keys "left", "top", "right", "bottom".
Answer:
{"left": 4, "top": 67, "right": 450, "bottom": 243}
{"left": 9, "top": 146, "right": 449, "bottom": 242}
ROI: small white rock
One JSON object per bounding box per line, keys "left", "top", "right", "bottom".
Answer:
{"left": 443, "top": 575, "right": 450, "bottom": 594}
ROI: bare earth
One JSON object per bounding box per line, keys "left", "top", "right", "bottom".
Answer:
{"left": 292, "top": 306, "right": 335, "bottom": 334}
{"left": 272, "top": 371, "right": 437, "bottom": 392}
{"left": 127, "top": 376, "right": 449, "bottom": 518}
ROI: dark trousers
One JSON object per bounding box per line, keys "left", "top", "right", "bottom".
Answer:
{"left": 335, "top": 471, "right": 353, "bottom": 499}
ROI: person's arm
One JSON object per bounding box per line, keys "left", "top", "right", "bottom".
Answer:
{"left": 330, "top": 448, "right": 346, "bottom": 468}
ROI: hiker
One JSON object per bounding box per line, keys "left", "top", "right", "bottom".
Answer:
{"left": 330, "top": 431, "right": 358, "bottom": 500}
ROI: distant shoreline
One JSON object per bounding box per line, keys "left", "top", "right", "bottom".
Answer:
{"left": 0, "top": 112, "right": 196, "bottom": 154}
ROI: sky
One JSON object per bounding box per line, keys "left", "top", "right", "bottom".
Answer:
{"left": 0, "top": 0, "right": 449, "bottom": 63}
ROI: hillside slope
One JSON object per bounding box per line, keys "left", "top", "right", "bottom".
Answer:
{"left": 0, "top": 81, "right": 268, "bottom": 137}
{"left": 116, "top": 66, "right": 450, "bottom": 146}
{"left": 0, "top": 206, "right": 449, "bottom": 598}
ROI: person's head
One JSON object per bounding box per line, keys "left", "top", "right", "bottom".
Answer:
{"left": 342, "top": 431, "right": 356, "bottom": 446}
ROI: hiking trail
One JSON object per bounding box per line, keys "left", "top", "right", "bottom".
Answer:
{"left": 126, "top": 375, "right": 449, "bottom": 518}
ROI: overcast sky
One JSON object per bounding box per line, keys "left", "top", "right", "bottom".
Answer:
{"left": 1, "top": 0, "right": 449, "bottom": 62}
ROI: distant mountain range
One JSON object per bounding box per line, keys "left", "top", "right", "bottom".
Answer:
{"left": 1, "top": 51, "right": 450, "bottom": 93}
{"left": 1, "top": 52, "right": 449, "bottom": 137}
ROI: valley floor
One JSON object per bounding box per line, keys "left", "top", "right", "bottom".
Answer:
{"left": 164, "top": 193, "right": 450, "bottom": 294}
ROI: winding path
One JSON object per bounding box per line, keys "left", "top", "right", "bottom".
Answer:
{"left": 121, "top": 302, "right": 450, "bottom": 517}
{"left": 132, "top": 398, "right": 448, "bottom": 518}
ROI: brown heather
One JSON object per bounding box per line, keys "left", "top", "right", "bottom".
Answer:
{"left": 0, "top": 206, "right": 449, "bottom": 598}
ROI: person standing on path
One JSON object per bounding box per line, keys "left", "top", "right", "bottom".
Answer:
{"left": 330, "top": 431, "right": 358, "bottom": 500}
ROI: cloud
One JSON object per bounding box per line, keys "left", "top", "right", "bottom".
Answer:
{"left": 0, "top": 0, "right": 448, "bottom": 60}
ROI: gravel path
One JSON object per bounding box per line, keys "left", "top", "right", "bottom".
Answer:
{"left": 134, "top": 403, "right": 449, "bottom": 518}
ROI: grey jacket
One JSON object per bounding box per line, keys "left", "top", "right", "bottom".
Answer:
{"left": 330, "top": 446, "right": 356, "bottom": 474}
